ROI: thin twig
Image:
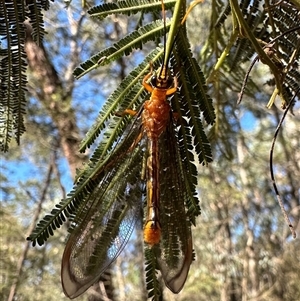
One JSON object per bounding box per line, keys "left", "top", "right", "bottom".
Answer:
{"left": 7, "top": 152, "right": 56, "bottom": 301}
{"left": 269, "top": 88, "right": 299, "bottom": 239}
{"left": 237, "top": 56, "right": 259, "bottom": 105}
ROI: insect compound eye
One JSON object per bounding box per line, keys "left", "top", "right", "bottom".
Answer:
{"left": 151, "top": 75, "right": 158, "bottom": 87}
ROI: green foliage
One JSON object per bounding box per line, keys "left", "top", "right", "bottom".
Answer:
{"left": 88, "top": 0, "right": 176, "bottom": 21}
{"left": 73, "top": 19, "right": 171, "bottom": 79}
{"left": 200, "top": 0, "right": 300, "bottom": 158}
{"left": 0, "top": 0, "right": 52, "bottom": 152}
{"left": 144, "top": 247, "right": 162, "bottom": 300}
{"left": 3, "top": 0, "right": 299, "bottom": 300}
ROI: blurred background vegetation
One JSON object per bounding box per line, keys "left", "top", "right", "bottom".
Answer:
{"left": 1, "top": 0, "right": 299, "bottom": 300}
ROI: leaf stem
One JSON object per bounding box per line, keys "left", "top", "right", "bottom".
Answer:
{"left": 207, "top": 30, "right": 239, "bottom": 83}
{"left": 164, "top": 0, "right": 185, "bottom": 67}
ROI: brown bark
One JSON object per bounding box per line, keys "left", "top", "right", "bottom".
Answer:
{"left": 24, "top": 21, "right": 86, "bottom": 177}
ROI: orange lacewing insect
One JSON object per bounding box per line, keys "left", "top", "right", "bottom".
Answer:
{"left": 60, "top": 0, "right": 202, "bottom": 298}
{"left": 61, "top": 65, "right": 193, "bottom": 298}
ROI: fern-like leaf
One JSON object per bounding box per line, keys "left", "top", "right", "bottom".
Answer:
{"left": 88, "top": 0, "right": 176, "bottom": 21}
{"left": 27, "top": 0, "right": 46, "bottom": 45}
{"left": 0, "top": 0, "right": 52, "bottom": 151}
{"left": 0, "top": 1, "right": 27, "bottom": 152}
{"left": 171, "top": 30, "right": 215, "bottom": 170}
{"left": 145, "top": 247, "right": 162, "bottom": 300}
{"left": 73, "top": 19, "right": 170, "bottom": 79}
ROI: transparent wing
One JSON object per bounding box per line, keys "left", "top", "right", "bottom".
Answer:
{"left": 154, "top": 115, "right": 195, "bottom": 293}
{"left": 62, "top": 116, "right": 146, "bottom": 299}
